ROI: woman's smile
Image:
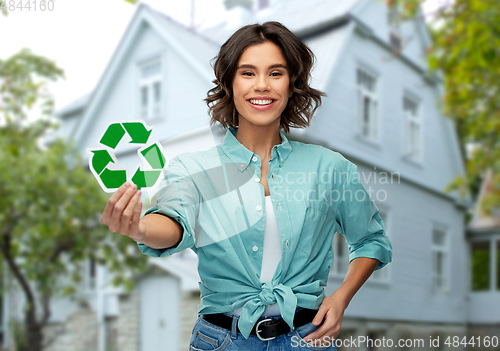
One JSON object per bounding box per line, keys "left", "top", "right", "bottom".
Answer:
{"left": 246, "top": 97, "right": 277, "bottom": 111}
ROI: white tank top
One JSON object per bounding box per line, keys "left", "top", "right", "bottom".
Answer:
{"left": 224, "top": 195, "right": 282, "bottom": 317}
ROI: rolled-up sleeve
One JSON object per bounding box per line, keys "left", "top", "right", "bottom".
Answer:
{"left": 335, "top": 161, "right": 392, "bottom": 270}
{"left": 137, "top": 155, "right": 200, "bottom": 258}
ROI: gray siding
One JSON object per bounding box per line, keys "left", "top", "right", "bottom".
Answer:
{"left": 306, "top": 28, "right": 462, "bottom": 198}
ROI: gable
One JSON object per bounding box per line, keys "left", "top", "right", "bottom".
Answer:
{"left": 354, "top": 0, "right": 431, "bottom": 69}
{"left": 72, "top": 3, "right": 218, "bottom": 151}
{"left": 303, "top": 21, "right": 354, "bottom": 91}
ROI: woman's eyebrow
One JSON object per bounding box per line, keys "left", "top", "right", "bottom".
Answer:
{"left": 237, "top": 64, "right": 287, "bottom": 70}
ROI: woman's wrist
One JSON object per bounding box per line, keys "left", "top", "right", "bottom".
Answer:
{"left": 331, "top": 288, "right": 353, "bottom": 310}
{"left": 130, "top": 219, "right": 147, "bottom": 242}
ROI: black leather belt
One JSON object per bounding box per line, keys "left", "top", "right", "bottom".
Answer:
{"left": 200, "top": 308, "right": 317, "bottom": 341}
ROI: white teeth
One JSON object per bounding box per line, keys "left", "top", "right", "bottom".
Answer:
{"left": 250, "top": 99, "right": 273, "bottom": 105}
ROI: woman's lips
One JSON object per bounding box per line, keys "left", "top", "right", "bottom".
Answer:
{"left": 246, "top": 100, "right": 276, "bottom": 111}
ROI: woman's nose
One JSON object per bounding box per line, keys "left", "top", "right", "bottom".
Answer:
{"left": 254, "top": 75, "right": 270, "bottom": 91}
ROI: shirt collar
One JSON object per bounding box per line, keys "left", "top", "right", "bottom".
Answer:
{"left": 220, "top": 126, "right": 293, "bottom": 172}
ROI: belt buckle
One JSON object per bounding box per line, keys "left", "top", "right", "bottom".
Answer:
{"left": 255, "top": 318, "right": 276, "bottom": 341}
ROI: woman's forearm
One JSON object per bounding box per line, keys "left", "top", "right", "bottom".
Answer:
{"left": 332, "top": 257, "right": 380, "bottom": 309}
{"left": 133, "top": 213, "right": 183, "bottom": 249}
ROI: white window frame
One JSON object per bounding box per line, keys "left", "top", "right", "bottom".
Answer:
{"left": 77, "top": 257, "right": 96, "bottom": 292}
{"left": 431, "top": 224, "right": 450, "bottom": 293}
{"left": 137, "top": 57, "right": 163, "bottom": 121}
{"left": 403, "top": 94, "right": 422, "bottom": 163}
{"left": 356, "top": 66, "right": 379, "bottom": 143}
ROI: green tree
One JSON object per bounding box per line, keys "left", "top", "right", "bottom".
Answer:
{"left": 386, "top": 0, "right": 500, "bottom": 216}
{"left": 0, "top": 48, "right": 148, "bottom": 351}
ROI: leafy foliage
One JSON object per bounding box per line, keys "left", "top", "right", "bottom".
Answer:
{"left": 9, "top": 317, "right": 29, "bottom": 351}
{"left": 0, "top": 48, "right": 148, "bottom": 350}
{"left": 0, "top": 120, "right": 148, "bottom": 297}
{"left": 386, "top": 0, "right": 500, "bottom": 215}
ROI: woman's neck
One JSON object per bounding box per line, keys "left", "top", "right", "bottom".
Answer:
{"left": 234, "top": 121, "right": 282, "bottom": 160}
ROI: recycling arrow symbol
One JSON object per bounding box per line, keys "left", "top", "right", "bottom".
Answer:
{"left": 87, "top": 121, "right": 166, "bottom": 193}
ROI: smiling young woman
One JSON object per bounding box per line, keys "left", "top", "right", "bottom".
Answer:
{"left": 102, "top": 20, "right": 393, "bottom": 351}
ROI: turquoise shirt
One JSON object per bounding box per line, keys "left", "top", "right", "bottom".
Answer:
{"left": 137, "top": 126, "right": 392, "bottom": 339}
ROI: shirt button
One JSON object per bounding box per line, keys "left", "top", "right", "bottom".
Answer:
{"left": 256, "top": 205, "right": 262, "bottom": 211}
{"left": 286, "top": 240, "right": 289, "bottom": 247}
{"left": 240, "top": 164, "right": 245, "bottom": 168}
{"left": 281, "top": 158, "right": 283, "bottom": 162}
{"left": 252, "top": 156, "right": 258, "bottom": 162}
{"left": 253, "top": 246, "right": 258, "bottom": 252}
{"left": 254, "top": 178, "right": 260, "bottom": 183}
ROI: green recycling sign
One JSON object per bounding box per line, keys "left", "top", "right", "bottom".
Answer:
{"left": 87, "top": 121, "right": 166, "bottom": 193}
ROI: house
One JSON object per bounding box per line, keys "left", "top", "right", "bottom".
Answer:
{"left": 466, "top": 168, "right": 500, "bottom": 342}
{"left": 3, "top": 0, "right": 486, "bottom": 350}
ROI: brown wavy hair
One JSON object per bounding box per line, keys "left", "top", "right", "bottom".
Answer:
{"left": 204, "top": 21, "right": 326, "bottom": 133}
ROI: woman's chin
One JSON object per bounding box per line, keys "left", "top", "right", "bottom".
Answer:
{"left": 239, "top": 113, "right": 282, "bottom": 127}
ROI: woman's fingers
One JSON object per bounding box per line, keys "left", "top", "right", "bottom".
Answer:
{"left": 110, "top": 183, "right": 138, "bottom": 230}
{"left": 101, "top": 182, "right": 130, "bottom": 225}
{"left": 119, "top": 190, "right": 141, "bottom": 235}
{"left": 129, "top": 202, "right": 144, "bottom": 241}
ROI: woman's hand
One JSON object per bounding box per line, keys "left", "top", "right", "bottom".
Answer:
{"left": 101, "top": 182, "right": 146, "bottom": 242}
{"left": 302, "top": 291, "right": 347, "bottom": 347}
{"left": 302, "top": 258, "right": 378, "bottom": 347}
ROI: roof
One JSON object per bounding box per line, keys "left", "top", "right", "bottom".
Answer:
{"left": 304, "top": 20, "right": 352, "bottom": 90}
{"left": 468, "top": 168, "right": 500, "bottom": 232}
{"left": 151, "top": 250, "right": 200, "bottom": 292}
{"left": 201, "top": 0, "right": 361, "bottom": 43}
{"left": 145, "top": 4, "right": 220, "bottom": 70}
{"left": 54, "top": 92, "right": 92, "bottom": 118}
{"left": 57, "top": 0, "right": 361, "bottom": 121}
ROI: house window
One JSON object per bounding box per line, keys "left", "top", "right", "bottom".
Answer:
{"left": 430, "top": 331, "right": 447, "bottom": 351}
{"left": 431, "top": 225, "right": 449, "bottom": 292}
{"left": 80, "top": 257, "right": 96, "bottom": 291}
{"left": 331, "top": 232, "right": 349, "bottom": 277}
{"left": 336, "top": 329, "right": 356, "bottom": 351}
{"left": 370, "top": 209, "right": 390, "bottom": 281}
{"left": 367, "top": 330, "right": 387, "bottom": 351}
{"left": 387, "top": 2, "right": 402, "bottom": 52}
{"left": 356, "top": 67, "right": 379, "bottom": 142}
{"left": 497, "top": 240, "right": 500, "bottom": 290}
{"left": 89, "top": 257, "right": 96, "bottom": 290}
{"left": 403, "top": 95, "right": 421, "bottom": 162}
{"left": 471, "top": 241, "right": 490, "bottom": 291}
{"left": 138, "top": 58, "right": 162, "bottom": 120}
{"left": 331, "top": 209, "right": 389, "bottom": 281}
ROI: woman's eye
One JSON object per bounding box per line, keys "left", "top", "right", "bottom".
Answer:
{"left": 242, "top": 72, "right": 282, "bottom": 77}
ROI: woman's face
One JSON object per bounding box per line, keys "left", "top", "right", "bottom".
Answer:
{"left": 232, "top": 41, "right": 291, "bottom": 128}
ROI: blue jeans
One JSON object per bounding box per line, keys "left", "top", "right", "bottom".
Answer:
{"left": 189, "top": 307, "right": 338, "bottom": 351}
